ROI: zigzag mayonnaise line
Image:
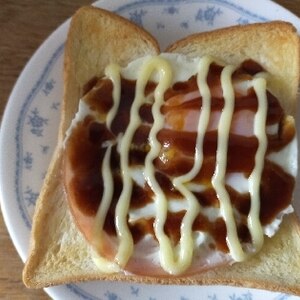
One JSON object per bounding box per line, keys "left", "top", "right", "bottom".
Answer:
{"left": 92, "top": 63, "right": 123, "bottom": 272}
{"left": 211, "top": 64, "right": 246, "bottom": 261}
{"left": 247, "top": 78, "right": 267, "bottom": 252}
{"left": 116, "top": 57, "right": 173, "bottom": 268}
{"left": 105, "top": 64, "right": 121, "bottom": 130}
{"left": 63, "top": 53, "right": 296, "bottom": 276}
{"left": 142, "top": 57, "right": 179, "bottom": 273}
{"left": 170, "top": 56, "right": 213, "bottom": 274}
{"left": 92, "top": 144, "right": 120, "bottom": 273}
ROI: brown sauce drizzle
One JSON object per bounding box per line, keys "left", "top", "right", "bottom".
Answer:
{"left": 64, "top": 60, "right": 296, "bottom": 254}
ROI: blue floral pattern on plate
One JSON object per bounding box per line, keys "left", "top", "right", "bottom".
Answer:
{"left": 2, "top": 0, "right": 300, "bottom": 299}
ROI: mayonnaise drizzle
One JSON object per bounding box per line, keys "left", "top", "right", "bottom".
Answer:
{"left": 116, "top": 57, "right": 173, "bottom": 268}
{"left": 211, "top": 65, "right": 248, "bottom": 261}
{"left": 212, "top": 69, "right": 268, "bottom": 261}
{"left": 88, "top": 54, "right": 282, "bottom": 274}
{"left": 105, "top": 63, "right": 121, "bottom": 130}
{"left": 91, "top": 63, "right": 123, "bottom": 272}
{"left": 92, "top": 143, "right": 121, "bottom": 272}
{"left": 170, "top": 56, "right": 214, "bottom": 274}
{"left": 140, "top": 57, "right": 180, "bottom": 273}
{"left": 247, "top": 78, "right": 268, "bottom": 251}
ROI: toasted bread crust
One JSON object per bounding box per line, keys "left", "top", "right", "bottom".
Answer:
{"left": 23, "top": 6, "right": 300, "bottom": 295}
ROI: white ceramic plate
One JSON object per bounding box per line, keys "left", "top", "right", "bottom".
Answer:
{"left": 1, "top": 0, "right": 300, "bottom": 299}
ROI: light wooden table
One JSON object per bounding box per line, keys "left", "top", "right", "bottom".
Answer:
{"left": 0, "top": 1, "right": 299, "bottom": 299}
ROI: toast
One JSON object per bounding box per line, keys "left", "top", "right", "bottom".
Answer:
{"left": 23, "top": 6, "right": 300, "bottom": 296}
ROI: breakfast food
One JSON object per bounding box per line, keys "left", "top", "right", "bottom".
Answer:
{"left": 23, "top": 6, "right": 300, "bottom": 295}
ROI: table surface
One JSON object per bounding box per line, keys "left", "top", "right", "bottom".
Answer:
{"left": 0, "top": 0, "right": 299, "bottom": 299}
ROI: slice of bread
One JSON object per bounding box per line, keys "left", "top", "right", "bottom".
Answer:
{"left": 23, "top": 6, "right": 300, "bottom": 296}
